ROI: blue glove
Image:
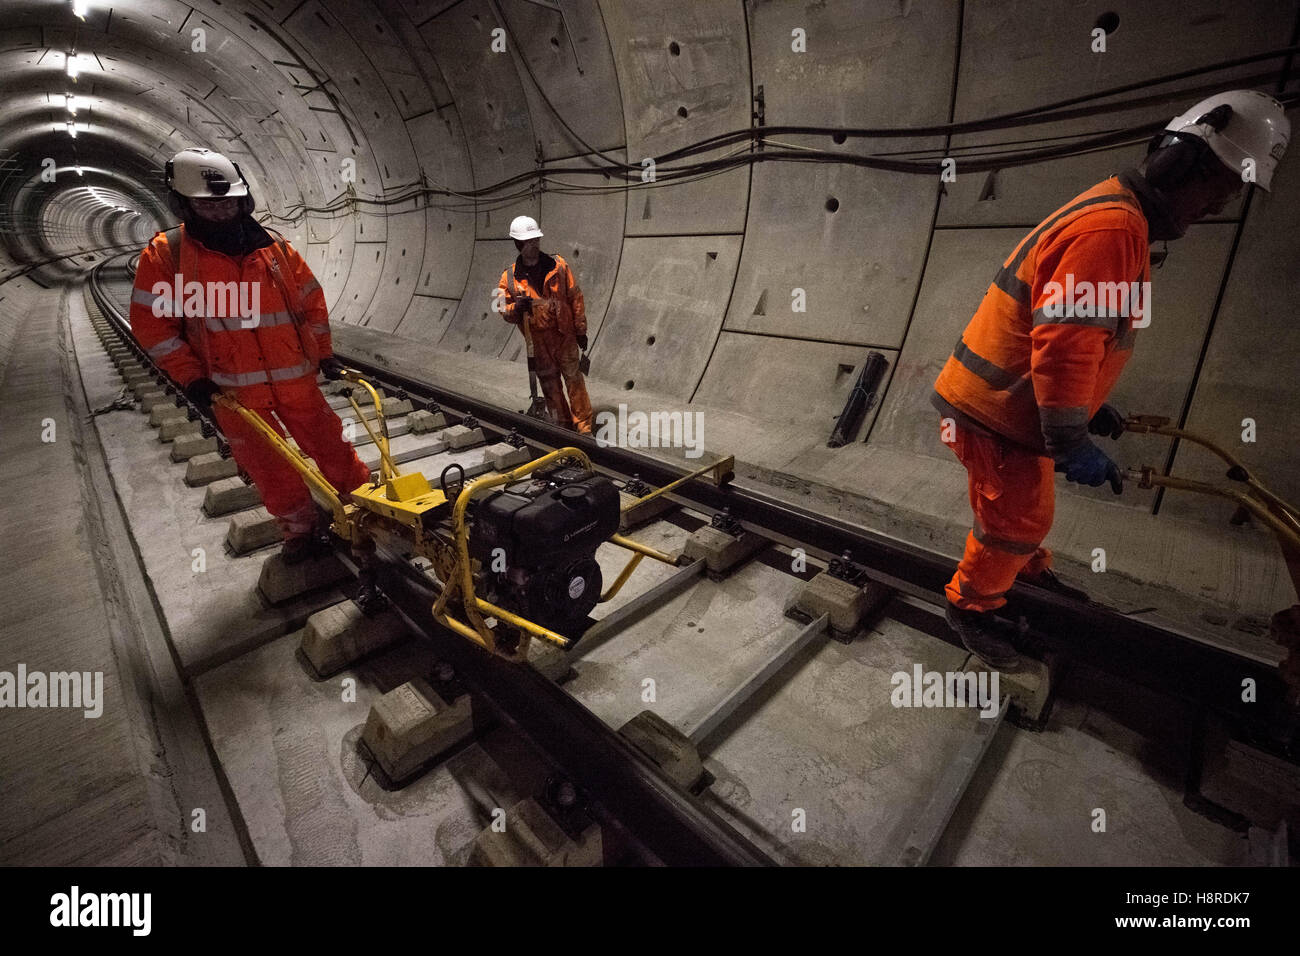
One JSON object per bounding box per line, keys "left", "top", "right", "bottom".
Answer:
{"left": 1054, "top": 440, "right": 1123, "bottom": 494}
{"left": 1088, "top": 403, "right": 1126, "bottom": 439}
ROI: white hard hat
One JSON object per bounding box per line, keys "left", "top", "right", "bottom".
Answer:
{"left": 166, "top": 147, "right": 249, "bottom": 198}
{"left": 509, "top": 215, "right": 543, "bottom": 240}
{"left": 1162, "top": 90, "right": 1290, "bottom": 191}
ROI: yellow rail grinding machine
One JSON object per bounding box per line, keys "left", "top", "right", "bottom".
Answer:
{"left": 214, "top": 370, "right": 733, "bottom": 664}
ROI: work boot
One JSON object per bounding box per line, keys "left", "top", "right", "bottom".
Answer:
{"left": 1018, "top": 567, "right": 1090, "bottom": 603}
{"left": 944, "top": 603, "right": 1021, "bottom": 669}
{"left": 280, "top": 534, "right": 331, "bottom": 566}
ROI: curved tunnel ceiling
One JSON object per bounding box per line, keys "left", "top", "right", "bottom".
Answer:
{"left": 1, "top": 0, "right": 1298, "bottom": 532}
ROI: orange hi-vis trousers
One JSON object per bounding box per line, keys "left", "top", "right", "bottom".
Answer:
{"left": 533, "top": 327, "right": 593, "bottom": 434}
{"left": 213, "top": 383, "right": 371, "bottom": 541}
{"left": 941, "top": 418, "right": 1055, "bottom": 612}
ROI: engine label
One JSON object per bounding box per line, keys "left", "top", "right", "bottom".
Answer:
{"left": 568, "top": 576, "right": 586, "bottom": 599}
{"left": 562, "top": 519, "right": 598, "bottom": 542}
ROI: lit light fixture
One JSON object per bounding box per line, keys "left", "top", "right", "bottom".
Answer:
{"left": 76, "top": 165, "right": 84, "bottom": 176}
{"left": 65, "top": 94, "right": 77, "bottom": 114}
{"left": 66, "top": 120, "right": 77, "bottom": 138}
{"left": 73, "top": 0, "right": 90, "bottom": 19}
{"left": 66, "top": 52, "right": 80, "bottom": 80}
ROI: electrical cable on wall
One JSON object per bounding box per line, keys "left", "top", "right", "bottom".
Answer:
{"left": 252, "top": 56, "right": 1298, "bottom": 226}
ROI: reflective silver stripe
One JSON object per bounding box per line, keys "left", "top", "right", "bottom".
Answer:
{"left": 147, "top": 336, "right": 185, "bottom": 359}
{"left": 279, "top": 501, "right": 318, "bottom": 535}
{"left": 269, "top": 359, "right": 314, "bottom": 382}
{"left": 131, "top": 288, "right": 160, "bottom": 308}
{"left": 952, "top": 338, "right": 1020, "bottom": 391}
{"left": 991, "top": 267, "right": 1031, "bottom": 307}
{"left": 211, "top": 369, "right": 268, "bottom": 387}
{"left": 1039, "top": 405, "right": 1090, "bottom": 428}
{"left": 204, "top": 311, "right": 295, "bottom": 333}
{"left": 212, "top": 370, "right": 262, "bottom": 387}
{"left": 991, "top": 193, "right": 1139, "bottom": 307}
{"left": 1043, "top": 425, "right": 1088, "bottom": 452}
{"left": 972, "top": 520, "right": 1040, "bottom": 556}
{"left": 300, "top": 278, "right": 322, "bottom": 298}
{"left": 210, "top": 359, "right": 312, "bottom": 388}
{"left": 1114, "top": 317, "right": 1139, "bottom": 351}
{"left": 930, "top": 391, "right": 1004, "bottom": 441}
{"left": 959, "top": 577, "right": 1008, "bottom": 601}
{"left": 1030, "top": 306, "right": 1121, "bottom": 331}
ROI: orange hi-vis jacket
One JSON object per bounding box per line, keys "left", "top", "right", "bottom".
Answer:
{"left": 130, "top": 225, "right": 330, "bottom": 409}
{"left": 933, "top": 174, "right": 1151, "bottom": 456}
{"left": 497, "top": 253, "right": 587, "bottom": 337}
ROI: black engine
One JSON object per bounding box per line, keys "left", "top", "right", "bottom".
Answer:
{"left": 469, "top": 465, "right": 620, "bottom": 632}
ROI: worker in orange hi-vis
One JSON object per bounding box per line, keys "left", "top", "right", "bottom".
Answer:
{"left": 931, "top": 90, "right": 1290, "bottom": 668}
{"left": 497, "top": 216, "right": 593, "bottom": 434}
{"left": 130, "top": 148, "right": 371, "bottom": 565}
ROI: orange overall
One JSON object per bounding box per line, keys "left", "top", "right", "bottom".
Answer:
{"left": 932, "top": 174, "right": 1151, "bottom": 611}
{"left": 498, "top": 253, "right": 592, "bottom": 433}
{"left": 130, "top": 226, "right": 370, "bottom": 540}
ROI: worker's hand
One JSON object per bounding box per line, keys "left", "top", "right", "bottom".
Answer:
{"left": 1088, "top": 403, "right": 1126, "bottom": 440}
{"left": 184, "top": 377, "right": 221, "bottom": 413}
{"left": 576, "top": 334, "right": 588, "bottom": 351}
{"left": 319, "top": 356, "right": 345, "bottom": 381}
{"left": 1053, "top": 440, "right": 1123, "bottom": 494}
{"left": 514, "top": 295, "right": 534, "bottom": 315}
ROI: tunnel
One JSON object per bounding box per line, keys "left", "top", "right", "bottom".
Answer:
{"left": 2, "top": 0, "right": 1300, "bottom": 882}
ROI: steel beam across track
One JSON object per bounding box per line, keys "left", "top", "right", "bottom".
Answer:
{"left": 88, "top": 259, "right": 775, "bottom": 867}
{"left": 336, "top": 353, "right": 1296, "bottom": 748}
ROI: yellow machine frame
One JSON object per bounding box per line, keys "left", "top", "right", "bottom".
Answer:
{"left": 213, "top": 373, "right": 721, "bottom": 662}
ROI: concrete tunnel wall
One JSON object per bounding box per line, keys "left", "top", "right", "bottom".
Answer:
{"left": 1, "top": 0, "right": 1298, "bottom": 539}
